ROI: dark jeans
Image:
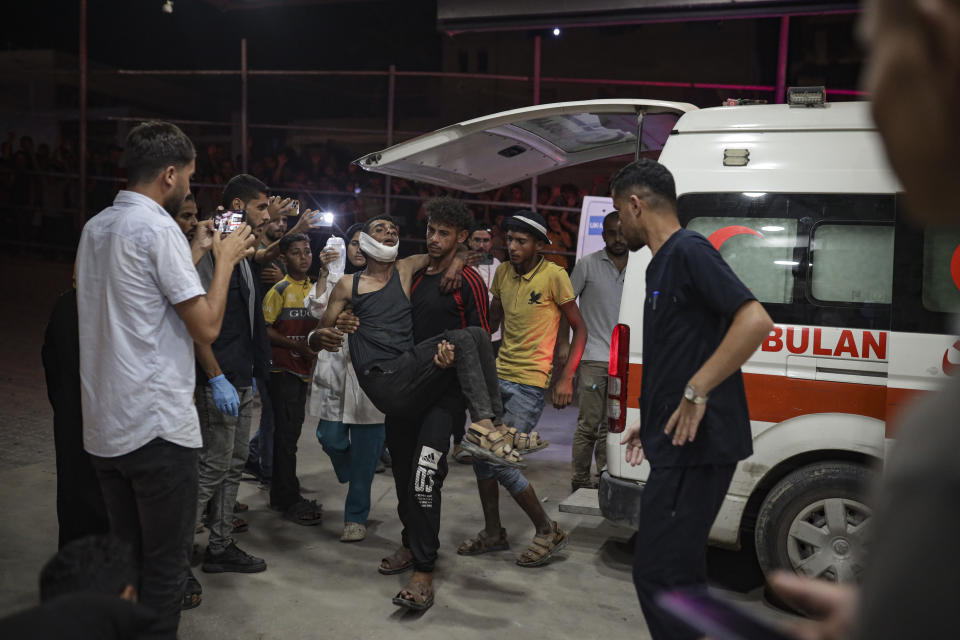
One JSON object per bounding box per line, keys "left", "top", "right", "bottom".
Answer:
{"left": 268, "top": 371, "right": 308, "bottom": 511}
{"left": 386, "top": 391, "right": 465, "bottom": 572}
{"left": 359, "top": 326, "right": 501, "bottom": 424}
{"left": 91, "top": 438, "right": 198, "bottom": 640}
{"left": 246, "top": 374, "right": 274, "bottom": 478}
{"left": 633, "top": 464, "right": 736, "bottom": 640}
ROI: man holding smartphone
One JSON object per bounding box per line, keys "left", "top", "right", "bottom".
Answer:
{"left": 76, "top": 121, "right": 254, "bottom": 639}
{"left": 191, "top": 174, "right": 273, "bottom": 580}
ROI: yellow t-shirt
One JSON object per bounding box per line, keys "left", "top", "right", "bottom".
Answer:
{"left": 491, "top": 257, "right": 576, "bottom": 388}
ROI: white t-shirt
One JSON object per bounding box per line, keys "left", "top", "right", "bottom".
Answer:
{"left": 473, "top": 257, "right": 502, "bottom": 342}
{"left": 77, "top": 190, "right": 205, "bottom": 457}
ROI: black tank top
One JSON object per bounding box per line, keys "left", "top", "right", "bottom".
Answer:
{"left": 348, "top": 268, "right": 415, "bottom": 372}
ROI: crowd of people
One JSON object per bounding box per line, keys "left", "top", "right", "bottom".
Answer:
{"left": 7, "top": 1, "right": 960, "bottom": 639}
{"left": 0, "top": 131, "right": 601, "bottom": 267}
{"left": 27, "top": 116, "right": 623, "bottom": 638}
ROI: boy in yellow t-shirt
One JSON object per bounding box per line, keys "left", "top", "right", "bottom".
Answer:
{"left": 459, "top": 211, "right": 587, "bottom": 568}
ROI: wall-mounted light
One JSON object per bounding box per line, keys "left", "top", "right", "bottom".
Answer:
{"left": 552, "top": 28, "right": 561, "bottom": 36}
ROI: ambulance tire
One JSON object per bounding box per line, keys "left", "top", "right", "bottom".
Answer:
{"left": 755, "top": 461, "right": 874, "bottom": 585}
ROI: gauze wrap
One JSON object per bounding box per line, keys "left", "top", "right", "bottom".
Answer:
{"left": 358, "top": 231, "right": 399, "bottom": 262}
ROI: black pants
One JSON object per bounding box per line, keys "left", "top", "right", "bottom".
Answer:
{"left": 53, "top": 412, "right": 109, "bottom": 548}
{"left": 386, "top": 391, "right": 465, "bottom": 572}
{"left": 360, "top": 327, "right": 502, "bottom": 423}
{"left": 91, "top": 438, "right": 198, "bottom": 640}
{"left": 633, "top": 464, "right": 736, "bottom": 640}
{"left": 268, "top": 371, "right": 308, "bottom": 510}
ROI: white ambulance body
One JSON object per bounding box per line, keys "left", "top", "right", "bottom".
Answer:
{"left": 604, "top": 101, "right": 960, "bottom": 582}
{"left": 353, "top": 98, "right": 960, "bottom": 582}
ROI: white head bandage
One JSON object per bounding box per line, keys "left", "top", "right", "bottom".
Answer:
{"left": 358, "top": 231, "right": 399, "bottom": 262}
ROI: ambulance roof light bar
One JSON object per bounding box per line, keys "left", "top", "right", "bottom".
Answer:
{"left": 787, "top": 86, "right": 827, "bottom": 108}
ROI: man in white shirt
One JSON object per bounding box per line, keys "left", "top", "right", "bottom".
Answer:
{"left": 76, "top": 121, "right": 253, "bottom": 639}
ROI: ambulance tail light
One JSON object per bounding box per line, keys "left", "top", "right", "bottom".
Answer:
{"left": 607, "top": 323, "right": 630, "bottom": 434}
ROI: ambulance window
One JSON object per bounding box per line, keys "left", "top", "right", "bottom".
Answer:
{"left": 922, "top": 228, "right": 960, "bottom": 313}
{"left": 686, "top": 217, "right": 797, "bottom": 304}
{"left": 810, "top": 224, "right": 894, "bottom": 304}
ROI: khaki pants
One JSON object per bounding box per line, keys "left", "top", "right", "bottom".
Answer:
{"left": 571, "top": 360, "right": 608, "bottom": 485}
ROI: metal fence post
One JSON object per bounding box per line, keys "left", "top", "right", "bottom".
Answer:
{"left": 775, "top": 16, "right": 790, "bottom": 104}
{"left": 241, "top": 38, "right": 249, "bottom": 173}
{"left": 79, "top": 0, "right": 87, "bottom": 224}
{"left": 531, "top": 34, "right": 541, "bottom": 211}
{"left": 384, "top": 64, "right": 396, "bottom": 216}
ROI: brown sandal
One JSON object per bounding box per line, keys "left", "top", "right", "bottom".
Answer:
{"left": 500, "top": 426, "right": 550, "bottom": 454}
{"left": 457, "top": 528, "right": 510, "bottom": 556}
{"left": 379, "top": 547, "right": 414, "bottom": 575}
{"left": 516, "top": 522, "right": 568, "bottom": 568}
{"left": 392, "top": 578, "right": 434, "bottom": 611}
{"left": 461, "top": 423, "right": 525, "bottom": 468}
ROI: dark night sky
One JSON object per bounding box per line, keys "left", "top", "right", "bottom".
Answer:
{"left": 3, "top": 0, "right": 442, "bottom": 71}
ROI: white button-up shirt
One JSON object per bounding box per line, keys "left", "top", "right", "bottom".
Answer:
{"left": 77, "top": 190, "right": 205, "bottom": 457}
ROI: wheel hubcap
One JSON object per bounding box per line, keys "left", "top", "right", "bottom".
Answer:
{"left": 786, "top": 497, "right": 871, "bottom": 583}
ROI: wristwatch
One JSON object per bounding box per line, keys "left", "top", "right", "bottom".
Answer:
{"left": 683, "top": 383, "right": 708, "bottom": 405}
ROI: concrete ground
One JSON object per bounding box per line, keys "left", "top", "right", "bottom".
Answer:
{"left": 0, "top": 255, "right": 794, "bottom": 639}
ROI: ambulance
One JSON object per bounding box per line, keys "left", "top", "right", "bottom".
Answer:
{"left": 354, "top": 95, "right": 960, "bottom": 583}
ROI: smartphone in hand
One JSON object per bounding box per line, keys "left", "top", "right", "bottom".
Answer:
{"left": 656, "top": 588, "right": 793, "bottom": 640}
{"left": 213, "top": 210, "right": 246, "bottom": 234}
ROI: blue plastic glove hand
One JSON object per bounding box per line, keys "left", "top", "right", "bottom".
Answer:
{"left": 209, "top": 374, "right": 239, "bottom": 417}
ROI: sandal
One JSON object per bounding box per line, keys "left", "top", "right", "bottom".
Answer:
{"left": 461, "top": 423, "right": 525, "bottom": 468}
{"left": 181, "top": 571, "right": 202, "bottom": 610}
{"left": 516, "top": 522, "right": 568, "bottom": 568}
{"left": 379, "top": 547, "right": 414, "bottom": 575}
{"left": 501, "top": 426, "right": 550, "bottom": 454}
{"left": 233, "top": 501, "right": 248, "bottom": 513}
{"left": 457, "top": 528, "right": 510, "bottom": 556}
{"left": 392, "top": 578, "right": 434, "bottom": 612}
{"left": 232, "top": 517, "right": 248, "bottom": 534}
{"left": 282, "top": 499, "right": 323, "bottom": 526}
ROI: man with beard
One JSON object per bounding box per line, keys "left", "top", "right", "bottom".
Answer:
{"left": 321, "top": 199, "right": 493, "bottom": 610}
{"left": 172, "top": 193, "right": 198, "bottom": 243}
{"left": 191, "top": 175, "right": 273, "bottom": 582}
{"left": 257, "top": 215, "right": 287, "bottom": 288}
{"left": 563, "top": 211, "right": 628, "bottom": 491}
{"left": 76, "top": 121, "right": 255, "bottom": 639}
{"left": 612, "top": 159, "right": 773, "bottom": 640}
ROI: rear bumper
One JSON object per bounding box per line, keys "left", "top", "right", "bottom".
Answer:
{"left": 598, "top": 471, "right": 644, "bottom": 529}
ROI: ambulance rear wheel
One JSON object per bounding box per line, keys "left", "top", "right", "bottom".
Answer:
{"left": 755, "top": 461, "right": 873, "bottom": 583}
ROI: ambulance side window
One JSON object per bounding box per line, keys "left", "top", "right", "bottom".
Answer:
{"left": 921, "top": 228, "right": 960, "bottom": 313}
{"left": 810, "top": 224, "right": 894, "bottom": 304}
{"left": 686, "top": 216, "right": 796, "bottom": 304}
{"left": 679, "top": 192, "right": 893, "bottom": 332}
{"left": 891, "top": 196, "right": 956, "bottom": 334}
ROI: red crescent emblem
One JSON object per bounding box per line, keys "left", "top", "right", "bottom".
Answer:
{"left": 950, "top": 245, "right": 960, "bottom": 291}
{"left": 708, "top": 225, "right": 764, "bottom": 251}
{"left": 943, "top": 340, "right": 960, "bottom": 376}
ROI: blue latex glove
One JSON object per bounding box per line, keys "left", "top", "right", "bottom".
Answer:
{"left": 209, "top": 374, "right": 239, "bottom": 417}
